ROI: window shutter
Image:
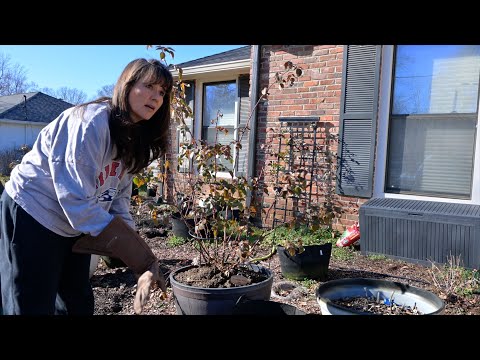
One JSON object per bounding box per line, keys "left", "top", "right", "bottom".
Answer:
{"left": 336, "top": 45, "right": 381, "bottom": 198}
{"left": 236, "top": 75, "right": 250, "bottom": 176}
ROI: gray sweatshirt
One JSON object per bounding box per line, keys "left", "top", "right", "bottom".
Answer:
{"left": 5, "top": 102, "right": 135, "bottom": 237}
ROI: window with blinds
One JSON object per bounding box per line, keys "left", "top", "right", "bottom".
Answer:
{"left": 202, "top": 81, "right": 236, "bottom": 172}
{"left": 386, "top": 45, "right": 480, "bottom": 199}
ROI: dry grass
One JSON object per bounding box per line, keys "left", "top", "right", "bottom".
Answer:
{"left": 428, "top": 254, "right": 480, "bottom": 299}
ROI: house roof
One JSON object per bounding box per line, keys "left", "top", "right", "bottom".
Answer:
{"left": 174, "top": 45, "right": 251, "bottom": 68}
{"left": 0, "top": 92, "right": 74, "bottom": 123}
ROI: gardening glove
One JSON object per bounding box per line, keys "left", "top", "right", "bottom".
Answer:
{"left": 72, "top": 216, "right": 168, "bottom": 311}
{"left": 73, "top": 216, "right": 156, "bottom": 273}
{"left": 134, "top": 259, "right": 167, "bottom": 314}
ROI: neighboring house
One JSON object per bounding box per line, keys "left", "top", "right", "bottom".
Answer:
{"left": 168, "top": 45, "right": 480, "bottom": 269}
{"left": 0, "top": 92, "right": 74, "bottom": 152}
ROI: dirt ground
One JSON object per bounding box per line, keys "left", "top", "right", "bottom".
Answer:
{"left": 91, "top": 204, "right": 480, "bottom": 316}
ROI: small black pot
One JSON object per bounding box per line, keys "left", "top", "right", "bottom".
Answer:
{"left": 131, "top": 182, "right": 138, "bottom": 197}
{"left": 101, "top": 256, "right": 127, "bottom": 269}
{"left": 277, "top": 243, "right": 332, "bottom": 281}
{"left": 171, "top": 213, "right": 194, "bottom": 239}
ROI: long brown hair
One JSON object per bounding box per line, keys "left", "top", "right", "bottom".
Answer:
{"left": 78, "top": 58, "right": 173, "bottom": 174}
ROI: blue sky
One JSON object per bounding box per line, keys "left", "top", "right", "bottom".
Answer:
{"left": 0, "top": 45, "right": 244, "bottom": 100}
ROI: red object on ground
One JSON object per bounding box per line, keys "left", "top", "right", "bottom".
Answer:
{"left": 336, "top": 222, "right": 360, "bottom": 247}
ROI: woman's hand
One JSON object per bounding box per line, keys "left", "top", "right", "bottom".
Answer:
{"left": 133, "top": 260, "right": 167, "bottom": 314}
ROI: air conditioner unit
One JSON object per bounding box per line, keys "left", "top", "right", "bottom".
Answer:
{"left": 359, "top": 198, "right": 480, "bottom": 269}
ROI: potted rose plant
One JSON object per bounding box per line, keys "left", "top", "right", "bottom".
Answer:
{"left": 155, "top": 45, "right": 304, "bottom": 314}
{"left": 258, "top": 120, "right": 341, "bottom": 281}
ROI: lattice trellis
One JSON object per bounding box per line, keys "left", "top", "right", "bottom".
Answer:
{"left": 269, "top": 117, "right": 334, "bottom": 229}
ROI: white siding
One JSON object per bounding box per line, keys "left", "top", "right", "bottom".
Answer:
{"left": 0, "top": 120, "right": 46, "bottom": 152}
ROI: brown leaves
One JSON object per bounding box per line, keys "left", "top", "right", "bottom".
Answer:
{"left": 284, "top": 61, "right": 293, "bottom": 70}
{"left": 155, "top": 45, "right": 175, "bottom": 62}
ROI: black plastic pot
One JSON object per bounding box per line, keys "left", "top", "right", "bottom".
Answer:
{"left": 170, "top": 264, "right": 274, "bottom": 315}
{"left": 101, "top": 256, "right": 127, "bottom": 269}
{"left": 188, "top": 229, "right": 216, "bottom": 242}
{"left": 171, "top": 213, "right": 194, "bottom": 239}
{"left": 233, "top": 300, "right": 306, "bottom": 315}
{"left": 277, "top": 243, "right": 332, "bottom": 281}
{"left": 131, "top": 182, "right": 138, "bottom": 197}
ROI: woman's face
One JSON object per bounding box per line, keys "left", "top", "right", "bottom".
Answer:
{"left": 128, "top": 77, "right": 167, "bottom": 123}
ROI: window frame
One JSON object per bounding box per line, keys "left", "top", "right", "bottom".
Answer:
{"left": 199, "top": 79, "right": 240, "bottom": 178}
{"left": 177, "top": 80, "right": 195, "bottom": 174}
{"left": 374, "top": 45, "right": 480, "bottom": 205}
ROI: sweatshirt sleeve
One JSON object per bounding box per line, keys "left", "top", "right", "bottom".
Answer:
{"left": 109, "top": 173, "right": 136, "bottom": 230}
{"left": 49, "top": 106, "right": 115, "bottom": 236}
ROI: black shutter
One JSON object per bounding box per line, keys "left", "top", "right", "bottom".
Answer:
{"left": 336, "top": 45, "right": 381, "bottom": 198}
{"left": 236, "top": 75, "right": 250, "bottom": 176}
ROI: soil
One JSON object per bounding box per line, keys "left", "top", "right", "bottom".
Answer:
{"left": 91, "top": 202, "right": 480, "bottom": 316}
{"left": 173, "top": 264, "right": 269, "bottom": 288}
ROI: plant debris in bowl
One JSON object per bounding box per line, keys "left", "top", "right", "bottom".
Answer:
{"left": 316, "top": 278, "right": 445, "bottom": 315}
{"left": 332, "top": 295, "right": 423, "bottom": 315}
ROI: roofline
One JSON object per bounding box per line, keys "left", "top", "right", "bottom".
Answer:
{"left": 0, "top": 92, "right": 38, "bottom": 119}
{"left": 171, "top": 58, "right": 251, "bottom": 77}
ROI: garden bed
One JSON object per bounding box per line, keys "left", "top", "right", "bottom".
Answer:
{"left": 91, "top": 204, "right": 480, "bottom": 315}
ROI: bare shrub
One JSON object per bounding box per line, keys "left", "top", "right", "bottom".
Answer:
{"left": 0, "top": 144, "right": 31, "bottom": 176}
{"left": 0, "top": 148, "right": 19, "bottom": 176}
{"left": 428, "top": 254, "right": 480, "bottom": 299}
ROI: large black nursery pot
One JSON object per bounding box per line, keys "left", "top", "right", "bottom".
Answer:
{"left": 233, "top": 299, "right": 306, "bottom": 315}
{"left": 170, "top": 264, "right": 274, "bottom": 315}
{"left": 277, "top": 243, "right": 332, "bottom": 281}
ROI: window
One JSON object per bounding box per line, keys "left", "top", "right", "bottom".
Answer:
{"left": 385, "top": 45, "right": 480, "bottom": 199}
{"left": 202, "top": 81, "right": 237, "bottom": 172}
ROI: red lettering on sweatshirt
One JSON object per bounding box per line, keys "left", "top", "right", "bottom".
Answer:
{"left": 96, "top": 161, "right": 123, "bottom": 188}
{"left": 110, "top": 162, "right": 120, "bottom": 177}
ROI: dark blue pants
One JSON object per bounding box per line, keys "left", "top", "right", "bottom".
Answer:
{"left": 0, "top": 191, "right": 94, "bottom": 315}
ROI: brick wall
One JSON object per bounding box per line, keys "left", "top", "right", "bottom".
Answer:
{"left": 255, "top": 45, "right": 364, "bottom": 232}
{"left": 165, "top": 45, "right": 368, "bottom": 232}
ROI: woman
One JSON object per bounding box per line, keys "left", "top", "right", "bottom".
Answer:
{"left": 0, "top": 58, "right": 171, "bottom": 315}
